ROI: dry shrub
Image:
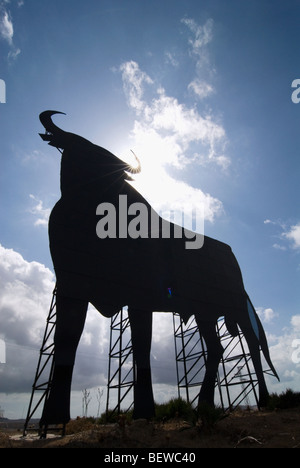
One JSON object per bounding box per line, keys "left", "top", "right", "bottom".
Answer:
{"left": 0, "top": 431, "right": 11, "bottom": 448}
{"left": 65, "top": 417, "right": 96, "bottom": 435}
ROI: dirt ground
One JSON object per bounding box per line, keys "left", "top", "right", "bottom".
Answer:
{"left": 1, "top": 408, "right": 300, "bottom": 448}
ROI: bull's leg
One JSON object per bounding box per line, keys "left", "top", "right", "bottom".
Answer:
{"left": 128, "top": 307, "right": 155, "bottom": 419}
{"left": 40, "top": 295, "right": 88, "bottom": 426}
{"left": 195, "top": 317, "right": 223, "bottom": 407}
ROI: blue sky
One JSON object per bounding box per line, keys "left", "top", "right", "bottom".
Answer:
{"left": 0, "top": 0, "right": 300, "bottom": 419}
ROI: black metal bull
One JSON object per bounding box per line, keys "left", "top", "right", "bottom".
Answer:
{"left": 38, "top": 110, "right": 278, "bottom": 425}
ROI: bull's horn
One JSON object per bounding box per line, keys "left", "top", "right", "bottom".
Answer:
{"left": 127, "top": 150, "right": 141, "bottom": 174}
{"left": 39, "top": 110, "right": 66, "bottom": 134}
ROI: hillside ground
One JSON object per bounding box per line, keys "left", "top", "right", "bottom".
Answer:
{"left": 1, "top": 407, "right": 300, "bottom": 448}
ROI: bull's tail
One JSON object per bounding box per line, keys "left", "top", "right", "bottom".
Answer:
{"left": 225, "top": 294, "right": 279, "bottom": 381}
{"left": 245, "top": 295, "right": 280, "bottom": 381}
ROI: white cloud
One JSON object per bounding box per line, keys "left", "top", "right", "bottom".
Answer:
{"left": 272, "top": 243, "right": 287, "bottom": 251}
{"left": 144, "top": 87, "right": 225, "bottom": 150}
{"left": 120, "top": 60, "right": 227, "bottom": 223}
{"left": 264, "top": 219, "right": 300, "bottom": 252}
{"left": 29, "top": 194, "right": 51, "bottom": 226}
{"left": 0, "top": 9, "right": 13, "bottom": 44}
{"left": 188, "top": 78, "right": 214, "bottom": 99}
{"left": 266, "top": 315, "right": 300, "bottom": 392}
{"left": 256, "top": 307, "right": 279, "bottom": 323}
{"left": 0, "top": 244, "right": 55, "bottom": 393}
{"left": 0, "top": 244, "right": 110, "bottom": 397}
{"left": 120, "top": 61, "right": 153, "bottom": 114}
{"left": 8, "top": 45, "right": 20, "bottom": 59}
{"left": 243, "top": 307, "right": 300, "bottom": 393}
{"left": 0, "top": 244, "right": 55, "bottom": 345}
{"left": 291, "top": 315, "right": 300, "bottom": 332}
{"left": 164, "top": 51, "right": 179, "bottom": 67}
{"left": 264, "top": 219, "right": 274, "bottom": 225}
{"left": 182, "top": 17, "right": 216, "bottom": 97}
{"left": 0, "top": 2, "right": 21, "bottom": 60}
{"left": 181, "top": 17, "right": 214, "bottom": 56}
{"left": 283, "top": 222, "right": 300, "bottom": 250}
{"left": 118, "top": 18, "right": 231, "bottom": 226}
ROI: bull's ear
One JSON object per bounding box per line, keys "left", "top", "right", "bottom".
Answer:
{"left": 123, "top": 171, "right": 135, "bottom": 181}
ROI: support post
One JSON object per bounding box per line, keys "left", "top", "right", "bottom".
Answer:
{"left": 23, "top": 287, "right": 64, "bottom": 437}
{"left": 105, "top": 308, "right": 135, "bottom": 420}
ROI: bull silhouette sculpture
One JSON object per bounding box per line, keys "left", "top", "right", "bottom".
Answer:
{"left": 38, "top": 110, "right": 278, "bottom": 426}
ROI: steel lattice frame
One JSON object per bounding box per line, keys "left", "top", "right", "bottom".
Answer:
{"left": 23, "top": 287, "right": 58, "bottom": 437}
{"left": 105, "top": 308, "right": 135, "bottom": 420}
{"left": 173, "top": 313, "right": 276, "bottom": 411}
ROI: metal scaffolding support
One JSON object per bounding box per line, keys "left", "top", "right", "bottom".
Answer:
{"left": 23, "top": 286, "right": 58, "bottom": 436}
{"left": 215, "top": 318, "right": 260, "bottom": 411}
{"left": 173, "top": 314, "right": 207, "bottom": 405}
{"left": 173, "top": 313, "right": 271, "bottom": 412}
{"left": 105, "top": 308, "right": 135, "bottom": 420}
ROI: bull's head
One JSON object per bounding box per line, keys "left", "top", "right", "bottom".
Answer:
{"left": 39, "top": 110, "right": 141, "bottom": 177}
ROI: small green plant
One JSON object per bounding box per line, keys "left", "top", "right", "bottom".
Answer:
{"left": 267, "top": 388, "right": 300, "bottom": 410}
{"left": 154, "top": 397, "right": 196, "bottom": 423}
{"left": 100, "top": 408, "right": 133, "bottom": 424}
{"left": 197, "top": 402, "right": 224, "bottom": 432}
